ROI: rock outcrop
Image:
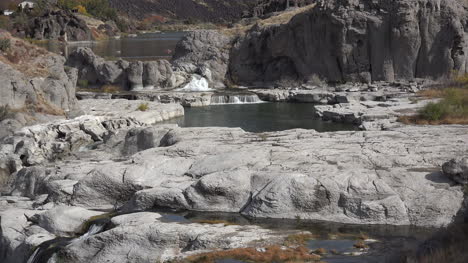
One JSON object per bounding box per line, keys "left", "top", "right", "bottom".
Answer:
{"left": 0, "top": 32, "right": 80, "bottom": 138}
{"left": 229, "top": 0, "right": 468, "bottom": 85}
{"left": 172, "top": 30, "right": 232, "bottom": 88}
{"left": 26, "top": 10, "right": 92, "bottom": 41}
{"left": 67, "top": 47, "right": 177, "bottom": 90}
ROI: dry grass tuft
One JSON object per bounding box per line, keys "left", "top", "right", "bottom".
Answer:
{"left": 194, "top": 219, "right": 237, "bottom": 226}
{"left": 353, "top": 240, "right": 369, "bottom": 249}
{"left": 284, "top": 233, "right": 316, "bottom": 246}
{"left": 184, "top": 245, "right": 322, "bottom": 263}
{"left": 259, "top": 4, "right": 316, "bottom": 26}
{"left": 0, "top": 31, "right": 51, "bottom": 78}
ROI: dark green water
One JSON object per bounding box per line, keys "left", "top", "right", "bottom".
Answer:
{"left": 163, "top": 103, "right": 357, "bottom": 133}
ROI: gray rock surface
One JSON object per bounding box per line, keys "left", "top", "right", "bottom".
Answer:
{"left": 31, "top": 205, "right": 105, "bottom": 236}
{"left": 5, "top": 125, "right": 466, "bottom": 227}
{"left": 230, "top": 0, "right": 468, "bottom": 85}
{"left": 172, "top": 30, "right": 232, "bottom": 88}
{"left": 51, "top": 212, "right": 285, "bottom": 263}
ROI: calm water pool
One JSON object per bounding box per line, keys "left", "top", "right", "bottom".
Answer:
{"left": 162, "top": 103, "right": 357, "bottom": 133}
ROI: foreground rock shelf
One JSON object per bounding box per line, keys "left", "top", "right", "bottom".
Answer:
{"left": 1, "top": 121, "right": 466, "bottom": 262}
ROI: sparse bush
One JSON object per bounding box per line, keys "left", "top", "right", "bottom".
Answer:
{"left": 137, "top": 102, "right": 149, "bottom": 111}
{"left": 0, "top": 38, "right": 10, "bottom": 52}
{"left": 75, "top": 5, "right": 88, "bottom": 15}
{"left": 419, "top": 102, "right": 447, "bottom": 121}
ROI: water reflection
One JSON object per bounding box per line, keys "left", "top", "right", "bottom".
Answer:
{"left": 38, "top": 32, "right": 186, "bottom": 61}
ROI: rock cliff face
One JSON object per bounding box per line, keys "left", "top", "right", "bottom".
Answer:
{"left": 229, "top": 0, "right": 468, "bottom": 85}
{"left": 26, "top": 10, "right": 92, "bottom": 41}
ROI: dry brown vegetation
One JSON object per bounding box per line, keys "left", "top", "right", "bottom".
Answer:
{"left": 193, "top": 219, "right": 238, "bottom": 226}
{"left": 353, "top": 240, "right": 369, "bottom": 249}
{"left": 222, "top": 4, "right": 316, "bottom": 37}
{"left": 183, "top": 245, "right": 322, "bottom": 263}
{"left": 0, "top": 30, "right": 51, "bottom": 78}
{"left": 283, "top": 233, "right": 316, "bottom": 246}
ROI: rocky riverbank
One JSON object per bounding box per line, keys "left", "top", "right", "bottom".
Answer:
{"left": 0, "top": 116, "right": 466, "bottom": 262}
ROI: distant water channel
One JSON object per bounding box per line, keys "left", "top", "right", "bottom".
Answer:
{"left": 38, "top": 31, "right": 186, "bottom": 61}
{"left": 163, "top": 103, "right": 357, "bottom": 133}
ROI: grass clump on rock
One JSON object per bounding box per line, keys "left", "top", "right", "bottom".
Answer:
{"left": 283, "top": 233, "right": 316, "bottom": 246}
{"left": 137, "top": 102, "right": 149, "bottom": 111}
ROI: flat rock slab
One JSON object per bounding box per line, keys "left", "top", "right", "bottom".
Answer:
{"left": 78, "top": 99, "right": 184, "bottom": 125}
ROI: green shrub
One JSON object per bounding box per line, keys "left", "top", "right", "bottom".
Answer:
{"left": 137, "top": 103, "right": 149, "bottom": 111}
{"left": 419, "top": 102, "right": 447, "bottom": 121}
{"left": 415, "top": 87, "right": 468, "bottom": 123}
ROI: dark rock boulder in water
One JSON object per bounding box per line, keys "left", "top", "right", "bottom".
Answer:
{"left": 27, "top": 10, "right": 92, "bottom": 41}
{"left": 443, "top": 158, "right": 468, "bottom": 185}
{"left": 229, "top": 0, "right": 468, "bottom": 85}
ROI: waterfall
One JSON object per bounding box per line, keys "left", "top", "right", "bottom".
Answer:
{"left": 77, "top": 223, "right": 106, "bottom": 241}
{"left": 26, "top": 223, "right": 106, "bottom": 263}
{"left": 211, "top": 94, "right": 263, "bottom": 105}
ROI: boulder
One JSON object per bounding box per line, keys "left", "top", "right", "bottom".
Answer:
{"left": 443, "top": 158, "right": 468, "bottom": 185}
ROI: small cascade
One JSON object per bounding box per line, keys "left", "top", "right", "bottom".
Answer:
{"left": 211, "top": 94, "right": 263, "bottom": 105}
{"left": 77, "top": 223, "right": 106, "bottom": 241}
{"left": 26, "top": 222, "right": 107, "bottom": 263}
